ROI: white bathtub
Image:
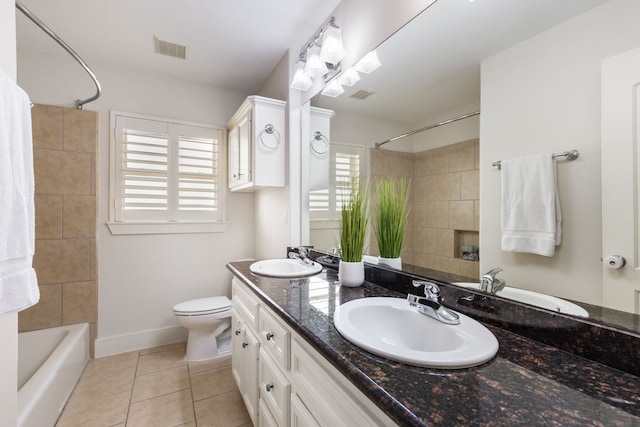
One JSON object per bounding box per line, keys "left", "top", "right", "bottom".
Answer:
{"left": 18, "top": 323, "right": 90, "bottom": 427}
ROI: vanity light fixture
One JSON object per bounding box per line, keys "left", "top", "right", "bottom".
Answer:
{"left": 304, "top": 43, "right": 329, "bottom": 78}
{"left": 290, "top": 58, "right": 313, "bottom": 91}
{"left": 290, "top": 16, "right": 346, "bottom": 90}
{"left": 355, "top": 50, "right": 381, "bottom": 74}
{"left": 321, "top": 79, "right": 345, "bottom": 97}
{"left": 320, "top": 21, "right": 346, "bottom": 64}
{"left": 339, "top": 68, "right": 360, "bottom": 86}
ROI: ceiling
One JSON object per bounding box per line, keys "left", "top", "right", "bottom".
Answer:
{"left": 312, "top": 0, "right": 609, "bottom": 127}
{"left": 15, "top": 0, "right": 341, "bottom": 93}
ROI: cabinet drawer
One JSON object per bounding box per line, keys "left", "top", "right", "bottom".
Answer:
{"left": 259, "top": 306, "right": 290, "bottom": 370}
{"left": 259, "top": 399, "right": 279, "bottom": 427}
{"left": 233, "top": 279, "right": 259, "bottom": 330}
{"left": 259, "top": 350, "right": 290, "bottom": 427}
{"left": 291, "top": 338, "right": 394, "bottom": 427}
{"left": 291, "top": 393, "right": 320, "bottom": 427}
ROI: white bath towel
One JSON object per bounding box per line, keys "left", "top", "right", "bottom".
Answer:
{"left": 0, "top": 70, "right": 39, "bottom": 315}
{"left": 501, "top": 153, "right": 561, "bottom": 257}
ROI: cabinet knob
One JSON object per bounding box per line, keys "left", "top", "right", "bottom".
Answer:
{"left": 234, "top": 330, "right": 241, "bottom": 336}
{"left": 242, "top": 342, "right": 248, "bottom": 348}
{"left": 265, "top": 383, "right": 274, "bottom": 392}
{"left": 265, "top": 332, "right": 274, "bottom": 341}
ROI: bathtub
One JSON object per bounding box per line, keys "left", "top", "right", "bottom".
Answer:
{"left": 18, "top": 323, "right": 90, "bottom": 427}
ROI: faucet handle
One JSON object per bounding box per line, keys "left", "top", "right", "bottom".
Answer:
{"left": 412, "top": 280, "right": 442, "bottom": 301}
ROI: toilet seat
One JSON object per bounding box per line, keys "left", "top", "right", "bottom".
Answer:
{"left": 173, "top": 296, "right": 231, "bottom": 316}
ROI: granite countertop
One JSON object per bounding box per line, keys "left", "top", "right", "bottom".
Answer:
{"left": 227, "top": 260, "right": 640, "bottom": 426}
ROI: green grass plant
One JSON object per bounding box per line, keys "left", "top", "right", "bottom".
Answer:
{"left": 339, "top": 178, "right": 369, "bottom": 262}
{"left": 374, "top": 177, "right": 411, "bottom": 258}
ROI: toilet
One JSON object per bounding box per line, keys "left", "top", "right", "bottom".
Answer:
{"left": 173, "top": 296, "right": 232, "bottom": 361}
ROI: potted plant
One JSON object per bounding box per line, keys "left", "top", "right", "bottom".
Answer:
{"left": 374, "top": 177, "right": 411, "bottom": 269}
{"left": 338, "top": 178, "right": 368, "bottom": 287}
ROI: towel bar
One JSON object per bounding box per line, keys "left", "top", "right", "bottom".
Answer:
{"left": 492, "top": 149, "right": 579, "bottom": 170}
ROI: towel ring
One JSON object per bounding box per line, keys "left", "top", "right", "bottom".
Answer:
{"left": 259, "top": 124, "right": 281, "bottom": 151}
{"left": 311, "top": 131, "right": 329, "bottom": 155}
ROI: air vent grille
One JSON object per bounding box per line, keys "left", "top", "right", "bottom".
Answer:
{"left": 154, "top": 36, "right": 188, "bottom": 60}
{"left": 350, "top": 90, "right": 375, "bottom": 100}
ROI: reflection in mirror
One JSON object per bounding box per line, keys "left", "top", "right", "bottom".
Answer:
{"left": 302, "top": 0, "right": 640, "bottom": 327}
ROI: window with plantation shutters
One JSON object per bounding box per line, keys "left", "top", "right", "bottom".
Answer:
{"left": 309, "top": 143, "right": 363, "bottom": 220}
{"left": 109, "top": 112, "right": 226, "bottom": 234}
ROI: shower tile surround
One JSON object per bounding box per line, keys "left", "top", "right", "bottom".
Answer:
{"left": 19, "top": 104, "right": 98, "bottom": 355}
{"left": 370, "top": 139, "right": 479, "bottom": 278}
{"left": 227, "top": 253, "right": 640, "bottom": 426}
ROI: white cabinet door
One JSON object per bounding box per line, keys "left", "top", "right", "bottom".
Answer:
{"left": 228, "top": 115, "right": 252, "bottom": 189}
{"left": 231, "top": 311, "right": 260, "bottom": 426}
{"left": 602, "top": 46, "right": 640, "bottom": 314}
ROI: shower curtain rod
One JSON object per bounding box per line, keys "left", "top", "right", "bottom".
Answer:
{"left": 15, "top": 0, "right": 102, "bottom": 109}
{"left": 374, "top": 111, "right": 480, "bottom": 149}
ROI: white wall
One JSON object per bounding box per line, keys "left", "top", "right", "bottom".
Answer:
{"left": 254, "top": 52, "right": 294, "bottom": 259}
{"left": 17, "top": 48, "right": 255, "bottom": 356}
{"left": 480, "top": 0, "right": 640, "bottom": 305}
{"left": 0, "top": 0, "right": 18, "bottom": 424}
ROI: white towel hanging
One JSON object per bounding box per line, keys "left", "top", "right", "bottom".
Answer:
{"left": 501, "top": 153, "right": 561, "bottom": 257}
{"left": 0, "top": 70, "right": 40, "bottom": 315}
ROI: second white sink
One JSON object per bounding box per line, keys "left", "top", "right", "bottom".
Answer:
{"left": 333, "top": 297, "right": 498, "bottom": 369}
{"left": 453, "top": 283, "right": 589, "bottom": 317}
{"left": 249, "top": 259, "right": 323, "bottom": 278}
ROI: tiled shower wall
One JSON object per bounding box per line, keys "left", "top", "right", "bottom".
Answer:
{"left": 370, "top": 139, "right": 480, "bottom": 279}
{"left": 18, "top": 104, "right": 98, "bottom": 355}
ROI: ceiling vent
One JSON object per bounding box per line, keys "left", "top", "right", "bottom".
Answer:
{"left": 350, "top": 89, "right": 375, "bottom": 100}
{"left": 154, "top": 36, "right": 188, "bottom": 60}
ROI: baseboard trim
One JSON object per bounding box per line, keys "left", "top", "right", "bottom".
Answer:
{"left": 94, "top": 325, "right": 187, "bottom": 358}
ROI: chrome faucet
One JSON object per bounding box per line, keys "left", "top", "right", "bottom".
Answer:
{"left": 480, "top": 268, "right": 505, "bottom": 295}
{"left": 407, "top": 280, "right": 460, "bottom": 325}
{"left": 288, "top": 247, "right": 314, "bottom": 267}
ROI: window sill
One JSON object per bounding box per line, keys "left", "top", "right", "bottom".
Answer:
{"left": 106, "top": 221, "right": 229, "bottom": 235}
{"left": 309, "top": 219, "right": 340, "bottom": 230}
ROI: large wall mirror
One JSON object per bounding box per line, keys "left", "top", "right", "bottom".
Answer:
{"left": 301, "top": 0, "right": 640, "bottom": 329}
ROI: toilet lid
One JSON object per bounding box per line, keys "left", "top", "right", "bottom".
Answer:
{"left": 173, "top": 296, "right": 231, "bottom": 315}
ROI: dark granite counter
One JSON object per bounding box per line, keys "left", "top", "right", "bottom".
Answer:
{"left": 227, "top": 260, "right": 640, "bottom": 426}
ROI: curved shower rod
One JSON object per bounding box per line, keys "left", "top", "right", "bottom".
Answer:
{"left": 374, "top": 111, "right": 480, "bottom": 149}
{"left": 15, "top": 0, "right": 102, "bottom": 109}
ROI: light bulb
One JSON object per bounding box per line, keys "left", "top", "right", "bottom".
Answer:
{"left": 355, "top": 50, "right": 381, "bottom": 74}
{"left": 320, "top": 25, "right": 346, "bottom": 65}
{"left": 321, "top": 79, "right": 344, "bottom": 97}
{"left": 304, "top": 44, "right": 328, "bottom": 79}
{"left": 290, "top": 60, "right": 313, "bottom": 91}
{"left": 339, "top": 68, "right": 360, "bottom": 86}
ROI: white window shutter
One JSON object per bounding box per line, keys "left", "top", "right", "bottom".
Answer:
{"left": 113, "top": 115, "right": 223, "bottom": 223}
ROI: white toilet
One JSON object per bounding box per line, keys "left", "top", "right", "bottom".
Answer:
{"left": 173, "top": 296, "right": 232, "bottom": 361}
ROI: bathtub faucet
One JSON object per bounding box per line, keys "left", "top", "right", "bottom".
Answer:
{"left": 480, "top": 268, "right": 505, "bottom": 295}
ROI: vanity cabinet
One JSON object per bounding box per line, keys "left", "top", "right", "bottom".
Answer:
{"left": 227, "top": 96, "right": 286, "bottom": 192}
{"left": 232, "top": 281, "right": 260, "bottom": 425}
{"left": 231, "top": 278, "right": 395, "bottom": 427}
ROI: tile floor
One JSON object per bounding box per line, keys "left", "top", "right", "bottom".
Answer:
{"left": 55, "top": 342, "right": 251, "bottom": 427}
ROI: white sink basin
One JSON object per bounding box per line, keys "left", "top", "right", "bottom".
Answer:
{"left": 249, "top": 259, "right": 323, "bottom": 278}
{"left": 333, "top": 297, "right": 498, "bottom": 369}
{"left": 453, "top": 283, "right": 589, "bottom": 317}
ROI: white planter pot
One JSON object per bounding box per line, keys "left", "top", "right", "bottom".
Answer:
{"left": 338, "top": 260, "right": 365, "bottom": 287}
{"left": 378, "top": 257, "right": 402, "bottom": 270}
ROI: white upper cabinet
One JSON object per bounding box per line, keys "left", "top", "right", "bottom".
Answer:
{"left": 227, "top": 96, "right": 286, "bottom": 192}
